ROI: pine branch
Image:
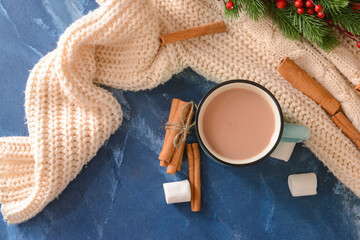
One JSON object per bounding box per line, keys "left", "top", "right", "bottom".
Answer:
{"left": 319, "top": 1, "right": 360, "bottom": 36}
{"left": 268, "top": 4, "right": 301, "bottom": 40}
{"left": 243, "top": 0, "right": 267, "bottom": 20}
{"left": 291, "top": 6, "right": 339, "bottom": 50}
{"left": 320, "top": 31, "right": 340, "bottom": 50}
{"left": 224, "top": 0, "right": 244, "bottom": 19}
{"left": 292, "top": 7, "right": 329, "bottom": 42}
{"left": 224, "top": 0, "right": 267, "bottom": 20}
{"left": 318, "top": 0, "right": 349, "bottom": 11}
{"left": 222, "top": 0, "right": 342, "bottom": 51}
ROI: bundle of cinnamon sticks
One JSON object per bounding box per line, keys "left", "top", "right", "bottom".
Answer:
{"left": 159, "top": 99, "right": 194, "bottom": 174}
{"left": 159, "top": 98, "right": 201, "bottom": 211}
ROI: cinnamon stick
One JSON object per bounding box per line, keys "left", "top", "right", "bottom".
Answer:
{"left": 159, "top": 98, "right": 179, "bottom": 166}
{"left": 166, "top": 141, "right": 185, "bottom": 175}
{"left": 277, "top": 58, "right": 340, "bottom": 116}
{"left": 159, "top": 99, "right": 184, "bottom": 163}
{"left": 278, "top": 58, "right": 360, "bottom": 151}
{"left": 176, "top": 147, "right": 184, "bottom": 172}
{"left": 332, "top": 112, "right": 360, "bottom": 149}
{"left": 187, "top": 144, "right": 195, "bottom": 211}
{"left": 159, "top": 21, "right": 226, "bottom": 45}
{"left": 159, "top": 161, "right": 168, "bottom": 167}
{"left": 192, "top": 143, "right": 201, "bottom": 212}
{"left": 356, "top": 83, "right": 360, "bottom": 94}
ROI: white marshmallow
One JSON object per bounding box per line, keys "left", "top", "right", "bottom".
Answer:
{"left": 163, "top": 180, "right": 191, "bottom": 204}
{"left": 288, "top": 173, "right": 317, "bottom": 197}
{"left": 270, "top": 142, "right": 296, "bottom": 162}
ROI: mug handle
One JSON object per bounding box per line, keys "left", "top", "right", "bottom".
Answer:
{"left": 280, "top": 123, "right": 311, "bottom": 143}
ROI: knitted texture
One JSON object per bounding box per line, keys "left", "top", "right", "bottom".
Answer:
{"left": 0, "top": 0, "right": 360, "bottom": 224}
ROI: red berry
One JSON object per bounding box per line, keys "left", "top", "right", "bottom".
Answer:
{"left": 357, "top": 41, "right": 360, "bottom": 48}
{"left": 277, "top": 0, "right": 287, "bottom": 9}
{"left": 295, "top": 0, "right": 303, "bottom": 8}
{"left": 317, "top": 11, "right": 325, "bottom": 18}
{"left": 297, "top": 7, "right": 305, "bottom": 14}
{"left": 307, "top": 8, "right": 315, "bottom": 15}
{"left": 305, "top": 0, "right": 314, "bottom": 8}
{"left": 315, "top": 5, "right": 323, "bottom": 13}
{"left": 226, "top": 1, "right": 234, "bottom": 10}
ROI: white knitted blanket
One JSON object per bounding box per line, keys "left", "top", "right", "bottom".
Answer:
{"left": 0, "top": 0, "right": 360, "bottom": 224}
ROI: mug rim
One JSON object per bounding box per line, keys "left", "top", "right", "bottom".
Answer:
{"left": 195, "top": 80, "right": 284, "bottom": 167}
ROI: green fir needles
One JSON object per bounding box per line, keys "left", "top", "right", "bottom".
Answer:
{"left": 223, "top": 0, "right": 360, "bottom": 51}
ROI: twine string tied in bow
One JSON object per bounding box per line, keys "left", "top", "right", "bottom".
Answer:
{"left": 165, "top": 101, "right": 196, "bottom": 148}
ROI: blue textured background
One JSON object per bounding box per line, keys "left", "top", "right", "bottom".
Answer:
{"left": 0, "top": 1, "right": 359, "bottom": 239}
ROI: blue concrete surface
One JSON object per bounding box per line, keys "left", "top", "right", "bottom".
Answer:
{"left": 0, "top": 1, "right": 359, "bottom": 239}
